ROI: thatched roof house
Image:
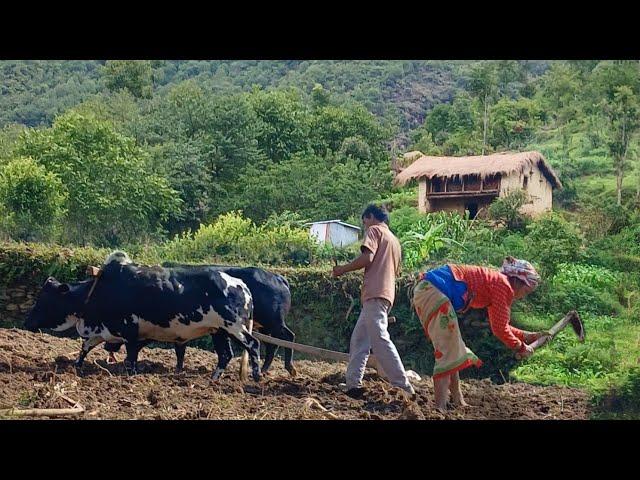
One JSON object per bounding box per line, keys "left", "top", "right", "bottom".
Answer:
{"left": 394, "top": 151, "right": 562, "bottom": 218}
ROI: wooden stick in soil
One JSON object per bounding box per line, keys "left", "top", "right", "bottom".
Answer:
{"left": 94, "top": 359, "right": 114, "bottom": 377}
{"left": 239, "top": 318, "right": 253, "bottom": 382}
{"left": 0, "top": 394, "right": 84, "bottom": 418}
{"left": 303, "top": 397, "right": 339, "bottom": 420}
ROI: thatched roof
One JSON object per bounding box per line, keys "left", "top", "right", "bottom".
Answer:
{"left": 393, "top": 151, "right": 562, "bottom": 189}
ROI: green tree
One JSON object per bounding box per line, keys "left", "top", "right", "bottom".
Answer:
{"left": 496, "top": 60, "right": 527, "bottom": 97}
{"left": 309, "top": 103, "right": 390, "bottom": 165}
{"left": 466, "top": 62, "right": 499, "bottom": 155}
{"left": 418, "top": 92, "right": 481, "bottom": 155}
{"left": 0, "top": 123, "right": 26, "bottom": 163}
{"left": 16, "top": 112, "right": 180, "bottom": 245}
{"left": 248, "top": 87, "right": 312, "bottom": 162}
{"left": 102, "top": 60, "right": 153, "bottom": 99}
{"left": 236, "top": 153, "right": 391, "bottom": 223}
{"left": 536, "top": 62, "right": 582, "bottom": 128}
{"left": 70, "top": 90, "right": 144, "bottom": 142}
{"left": 311, "top": 83, "right": 331, "bottom": 108}
{"left": 0, "top": 157, "right": 67, "bottom": 241}
{"left": 593, "top": 61, "right": 640, "bottom": 206}
{"left": 489, "top": 97, "right": 543, "bottom": 149}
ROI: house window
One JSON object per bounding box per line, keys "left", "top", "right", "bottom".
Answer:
{"left": 448, "top": 177, "right": 463, "bottom": 192}
{"left": 465, "top": 175, "right": 481, "bottom": 191}
{"left": 483, "top": 175, "right": 500, "bottom": 190}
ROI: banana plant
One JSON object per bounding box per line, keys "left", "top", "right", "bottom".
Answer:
{"left": 401, "top": 222, "right": 464, "bottom": 270}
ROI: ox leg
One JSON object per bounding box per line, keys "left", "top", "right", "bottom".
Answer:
{"left": 174, "top": 342, "right": 187, "bottom": 374}
{"left": 229, "top": 327, "right": 261, "bottom": 382}
{"left": 124, "top": 340, "right": 144, "bottom": 376}
{"left": 75, "top": 337, "right": 105, "bottom": 376}
{"left": 104, "top": 341, "right": 124, "bottom": 364}
{"left": 210, "top": 331, "right": 233, "bottom": 381}
{"left": 280, "top": 326, "right": 297, "bottom": 377}
{"left": 260, "top": 329, "right": 279, "bottom": 375}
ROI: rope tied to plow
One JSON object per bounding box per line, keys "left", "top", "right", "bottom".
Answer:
{"left": 84, "top": 266, "right": 102, "bottom": 305}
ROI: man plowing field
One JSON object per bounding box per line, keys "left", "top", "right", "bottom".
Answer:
{"left": 412, "top": 257, "right": 549, "bottom": 411}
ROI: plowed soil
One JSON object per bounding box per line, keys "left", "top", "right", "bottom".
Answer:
{"left": 0, "top": 328, "right": 591, "bottom": 420}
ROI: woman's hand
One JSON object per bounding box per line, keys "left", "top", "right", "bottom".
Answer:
{"left": 523, "top": 330, "right": 551, "bottom": 343}
{"left": 515, "top": 342, "right": 535, "bottom": 359}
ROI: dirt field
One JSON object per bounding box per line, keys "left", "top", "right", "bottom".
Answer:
{"left": 0, "top": 328, "right": 591, "bottom": 420}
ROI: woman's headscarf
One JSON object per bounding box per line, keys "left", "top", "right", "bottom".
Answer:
{"left": 500, "top": 257, "right": 540, "bottom": 288}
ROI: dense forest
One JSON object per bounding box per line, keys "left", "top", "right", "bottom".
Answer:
{"left": 1, "top": 60, "right": 640, "bottom": 417}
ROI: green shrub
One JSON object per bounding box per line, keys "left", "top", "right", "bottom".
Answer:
{"left": 488, "top": 189, "right": 530, "bottom": 231}
{"left": 531, "top": 263, "right": 623, "bottom": 316}
{"left": 377, "top": 188, "right": 418, "bottom": 210}
{"left": 524, "top": 212, "right": 583, "bottom": 276}
{"left": 553, "top": 263, "right": 620, "bottom": 291}
{"left": 236, "top": 224, "right": 315, "bottom": 265}
{"left": 594, "top": 367, "right": 640, "bottom": 418}
{"left": 0, "top": 157, "right": 67, "bottom": 241}
{"left": 157, "top": 211, "right": 316, "bottom": 266}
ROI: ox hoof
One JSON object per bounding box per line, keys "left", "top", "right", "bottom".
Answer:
{"left": 211, "top": 369, "right": 224, "bottom": 381}
{"left": 74, "top": 366, "right": 84, "bottom": 377}
{"left": 252, "top": 371, "right": 262, "bottom": 382}
{"left": 285, "top": 365, "right": 298, "bottom": 378}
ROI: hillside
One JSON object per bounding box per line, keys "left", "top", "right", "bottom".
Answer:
{"left": 0, "top": 60, "right": 550, "bottom": 142}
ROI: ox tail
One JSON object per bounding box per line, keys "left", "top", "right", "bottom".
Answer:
{"left": 239, "top": 317, "right": 253, "bottom": 382}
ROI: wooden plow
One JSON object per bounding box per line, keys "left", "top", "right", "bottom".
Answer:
{"left": 253, "top": 317, "right": 422, "bottom": 383}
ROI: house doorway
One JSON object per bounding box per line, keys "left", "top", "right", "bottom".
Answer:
{"left": 465, "top": 202, "right": 479, "bottom": 219}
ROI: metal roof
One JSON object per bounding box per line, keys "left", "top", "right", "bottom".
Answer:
{"left": 305, "top": 220, "right": 361, "bottom": 232}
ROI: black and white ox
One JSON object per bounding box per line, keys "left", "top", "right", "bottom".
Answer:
{"left": 105, "top": 261, "right": 297, "bottom": 376}
{"left": 24, "top": 252, "right": 261, "bottom": 381}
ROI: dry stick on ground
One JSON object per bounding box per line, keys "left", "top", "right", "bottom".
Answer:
{"left": 94, "top": 359, "right": 114, "bottom": 377}
{"left": 303, "top": 397, "right": 339, "bottom": 420}
{"left": 0, "top": 393, "right": 85, "bottom": 418}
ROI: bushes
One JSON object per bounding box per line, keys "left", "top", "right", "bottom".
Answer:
{"left": 158, "top": 211, "right": 317, "bottom": 266}
{"left": 524, "top": 212, "right": 583, "bottom": 276}
{"left": 0, "top": 242, "right": 107, "bottom": 286}
{"left": 527, "top": 263, "right": 623, "bottom": 317}
{"left": 488, "top": 189, "right": 529, "bottom": 231}
{"left": 552, "top": 263, "right": 620, "bottom": 291}
{"left": 594, "top": 367, "right": 640, "bottom": 418}
{"left": 0, "top": 157, "right": 67, "bottom": 241}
